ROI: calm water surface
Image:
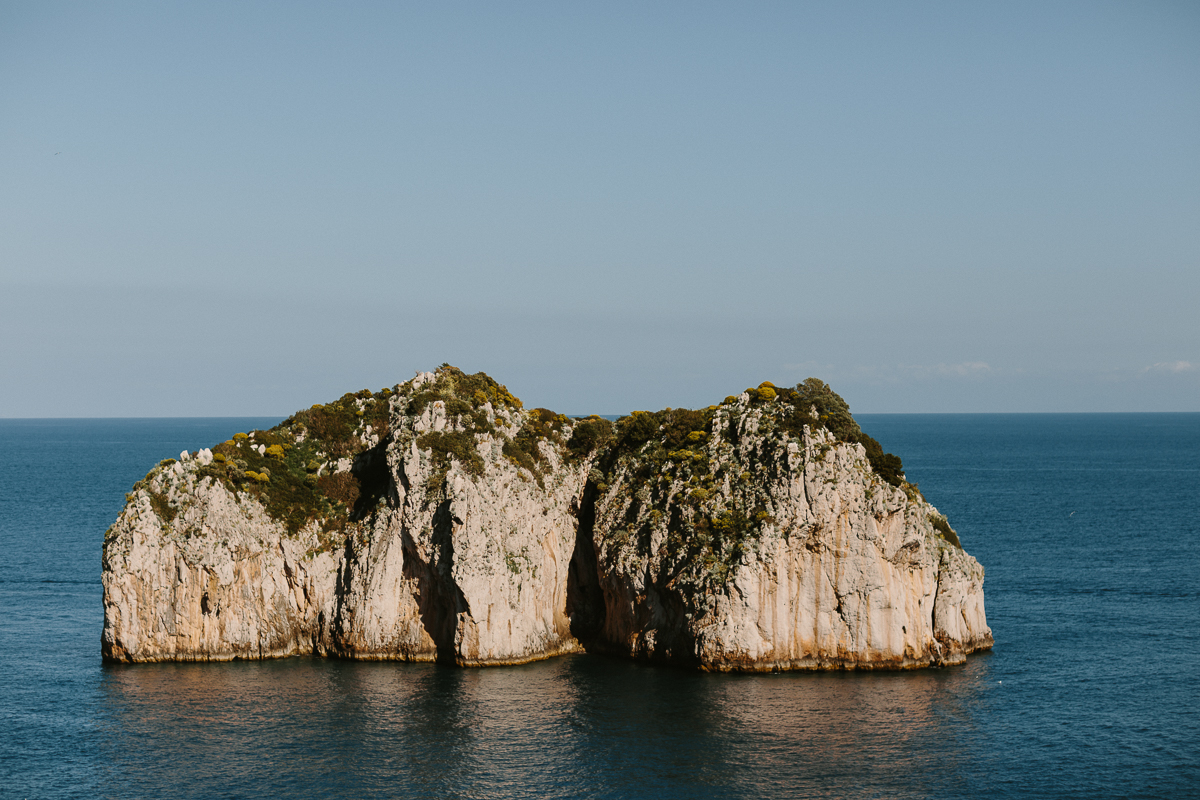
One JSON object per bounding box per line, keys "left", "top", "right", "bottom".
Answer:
{"left": 1, "top": 415, "right": 1197, "bottom": 798}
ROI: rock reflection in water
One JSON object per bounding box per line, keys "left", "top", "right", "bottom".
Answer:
{"left": 98, "top": 654, "right": 992, "bottom": 799}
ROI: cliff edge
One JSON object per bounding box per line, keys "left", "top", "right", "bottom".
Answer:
{"left": 102, "top": 367, "right": 992, "bottom": 669}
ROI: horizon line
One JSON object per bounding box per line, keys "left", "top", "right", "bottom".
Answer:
{"left": 3, "top": 410, "right": 1200, "bottom": 421}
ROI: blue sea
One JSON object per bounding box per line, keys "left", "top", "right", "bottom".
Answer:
{"left": 1, "top": 414, "right": 1197, "bottom": 799}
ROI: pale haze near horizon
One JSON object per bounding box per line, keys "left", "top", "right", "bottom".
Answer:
{"left": 2, "top": 1, "right": 1197, "bottom": 417}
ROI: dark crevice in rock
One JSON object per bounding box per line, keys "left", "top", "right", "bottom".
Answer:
{"left": 566, "top": 479, "right": 605, "bottom": 646}
{"left": 403, "top": 499, "right": 470, "bottom": 664}
{"left": 328, "top": 535, "right": 360, "bottom": 653}
{"left": 349, "top": 437, "right": 394, "bottom": 521}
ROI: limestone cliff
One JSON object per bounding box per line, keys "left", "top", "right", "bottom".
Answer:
{"left": 102, "top": 368, "right": 992, "bottom": 669}
{"left": 581, "top": 390, "right": 991, "bottom": 669}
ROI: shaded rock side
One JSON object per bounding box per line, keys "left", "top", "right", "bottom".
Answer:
{"left": 586, "top": 392, "right": 993, "bottom": 670}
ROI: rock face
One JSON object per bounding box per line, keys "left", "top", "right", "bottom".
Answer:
{"left": 585, "top": 400, "right": 991, "bottom": 669}
{"left": 102, "top": 368, "right": 992, "bottom": 669}
{"left": 325, "top": 372, "right": 590, "bottom": 665}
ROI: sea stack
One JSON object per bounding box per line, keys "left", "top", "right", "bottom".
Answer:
{"left": 101, "top": 366, "right": 992, "bottom": 669}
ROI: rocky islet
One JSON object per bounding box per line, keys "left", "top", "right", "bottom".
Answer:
{"left": 101, "top": 366, "right": 992, "bottom": 669}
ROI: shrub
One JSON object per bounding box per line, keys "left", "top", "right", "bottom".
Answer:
{"left": 616, "top": 410, "right": 663, "bottom": 450}
{"left": 318, "top": 472, "right": 359, "bottom": 508}
{"left": 656, "top": 408, "right": 710, "bottom": 452}
{"left": 566, "top": 417, "right": 614, "bottom": 459}
{"left": 793, "top": 378, "right": 857, "bottom": 440}
{"left": 929, "top": 513, "right": 961, "bottom": 548}
{"left": 755, "top": 387, "right": 776, "bottom": 402}
{"left": 407, "top": 365, "right": 522, "bottom": 421}
{"left": 302, "top": 403, "right": 358, "bottom": 457}
{"left": 418, "top": 430, "right": 484, "bottom": 477}
{"left": 163, "top": 384, "right": 396, "bottom": 535}
{"left": 857, "top": 434, "right": 905, "bottom": 487}
{"left": 777, "top": 378, "right": 906, "bottom": 487}
{"left": 147, "top": 490, "right": 177, "bottom": 524}
{"left": 503, "top": 436, "right": 541, "bottom": 484}
{"left": 694, "top": 507, "right": 760, "bottom": 584}
{"left": 499, "top": 408, "right": 571, "bottom": 486}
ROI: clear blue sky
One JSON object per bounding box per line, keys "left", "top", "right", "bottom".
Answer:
{"left": 2, "top": 1, "right": 1197, "bottom": 416}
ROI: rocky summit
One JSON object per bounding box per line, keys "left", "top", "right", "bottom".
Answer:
{"left": 101, "top": 366, "right": 992, "bottom": 670}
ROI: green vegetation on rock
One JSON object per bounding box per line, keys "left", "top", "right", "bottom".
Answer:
{"left": 158, "top": 385, "right": 401, "bottom": 537}
{"left": 399, "top": 365, "right": 525, "bottom": 490}
{"left": 404, "top": 364, "right": 521, "bottom": 435}
{"left": 929, "top": 512, "right": 962, "bottom": 548}
{"left": 129, "top": 368, "right": 918, "bottom": 568}
{"left": 773, "top": 378, "right": 907, "bottom": 486}
{"left": 590, "top": 377, "right": 917, "bottom": 593}
{"left": 147, "top": 490, "right": 177, "bottom": 525}
{"left": 502, "top": 408, "right": 568, "bottom": 487}
{"left": 566, "top": 416, "right": 614, "bottom": 459}
{"left": 421, "top": 430, "right": 485, "bottom": 488}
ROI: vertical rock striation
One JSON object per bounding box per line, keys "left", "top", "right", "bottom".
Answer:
{"left": 102, "top": 368, "right": 991, "bottom": 669}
